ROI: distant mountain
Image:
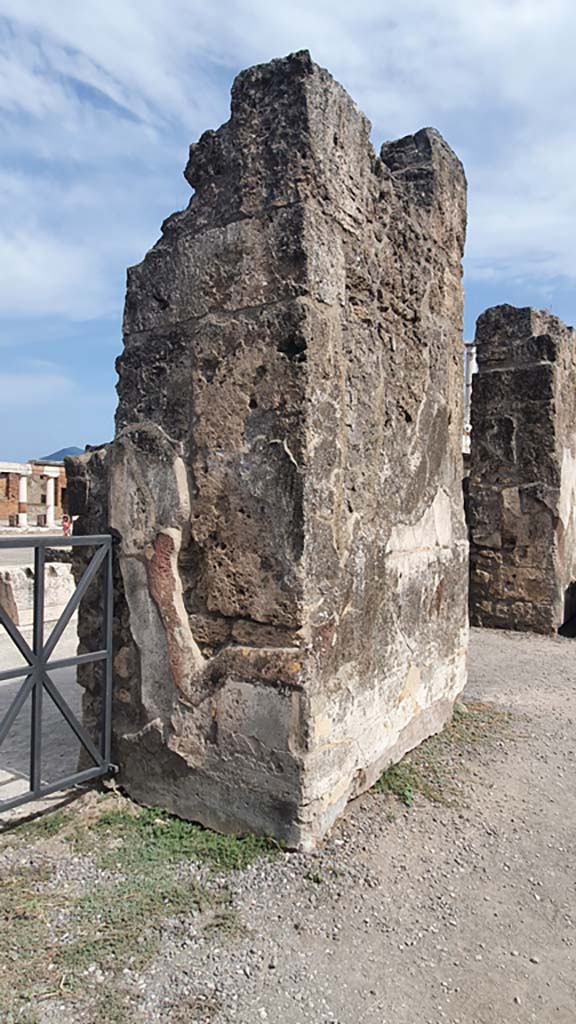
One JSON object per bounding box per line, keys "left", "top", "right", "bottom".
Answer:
{"left": 40, "top": 447, "right": 84, "bottom": 461}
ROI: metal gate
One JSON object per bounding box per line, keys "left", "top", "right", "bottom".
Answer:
{"left": 0, "top": 535, "right": 113, "bottom": 812}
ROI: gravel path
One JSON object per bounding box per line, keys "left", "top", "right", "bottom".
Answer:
{"left": 1, "top": 626, "right": 575, "bottom": 1023}
{"left": 137, "top": 627, "right": 575, "bottom": 1024}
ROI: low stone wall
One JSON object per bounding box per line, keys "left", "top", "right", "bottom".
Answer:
{"left": 0, "top": 563, "right": 75, "bottom": 628}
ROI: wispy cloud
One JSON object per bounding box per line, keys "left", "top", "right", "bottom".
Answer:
{"left": 0, "top": 230, "right": 114, "bottom": 319}
{"left": 0, "top": 1, "right": 574, "bottom": 329}
{"left": 0, "top": 367, "right": 73, "bottom": 409}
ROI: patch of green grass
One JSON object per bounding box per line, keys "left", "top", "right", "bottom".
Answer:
{"left": 57, "top": 872, "right": 205, "bottom": 974}
{"left": 376, "top": 761, "right": 417, "bottom": 806}
{"left": 91, "top": 804, "right": 278, "bottom": 873}
{"left": 0, "top": 844, "right": 206, "bottom": 1020}
{"left": 86, "top": 989, "right": 135, "bottom": 1024}
{"left": 442, "top": 700, "right": 513, "bottom": 753}
{"left": 201, "top": 906, "right": 244, "bottom": 938}
{"left": 0, "top": 794, "right": 277, "bottom": 1021}
{"left": 64, "top": 985, "right": 141, "bottom": 1024}
{"left": 4, "top": 808, "right": 69, "bottom": 842}
{"left": 304, "top": 870, "right": 325, "bottom": 885}
{"left": 0, "top": 870, "right": 63, "bottom": 1021}
{"left": 375, "top": 700, "right": 513, "bottom": 809}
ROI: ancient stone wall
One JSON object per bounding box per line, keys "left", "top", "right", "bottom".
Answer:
{"left": 69, "top": 51, "right": 468, "bottom": 848}
{"left": 27, "top": 465, "right": 67, "bottom": 524}
{"left": 468, "top": 304, "right": 576, "bottom": 633}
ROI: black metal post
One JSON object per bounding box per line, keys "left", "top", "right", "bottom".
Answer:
{"left": 103, "top": 542, "right": 114, "bottom": 766}
{"left": 30, "top": 544, "right": 45, "bottom": 794}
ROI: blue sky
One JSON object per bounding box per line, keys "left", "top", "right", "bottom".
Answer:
{"left": 1, "top": 0, "right": 575, "bottom": 460}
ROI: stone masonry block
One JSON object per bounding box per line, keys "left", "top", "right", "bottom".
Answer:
{"left": 469, "top": 304, "right": 576, "bottom": 633}
{"left": 69, "top": 51, "right": 468, "bottom": 848}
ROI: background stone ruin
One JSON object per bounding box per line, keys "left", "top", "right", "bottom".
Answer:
{"left": 68, "top": 50, "right": 468, "bottom": 849}
{"left": 0, "top": 562, "right": 73, "bottom": 628}
{"left": 468, "top": 304, "right": 576, "bottom": 634}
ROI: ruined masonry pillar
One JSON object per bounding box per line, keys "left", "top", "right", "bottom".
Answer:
{"left": 468, "top": 304, "right": 576, "bottom": 633}
{"left": 69, "top": 50, "right": 469, "bottom": 849}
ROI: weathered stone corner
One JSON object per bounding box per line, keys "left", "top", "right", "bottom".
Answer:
{"left": 70, "top": 51, "right": 469, "bottom": 849}
{"left": 468, "top": 303, "right": 576, "bottom": 634}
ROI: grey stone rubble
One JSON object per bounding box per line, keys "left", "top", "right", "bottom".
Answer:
{"left": 68, "top": 49, "right": 469, "bottom": 849}
{"left": 468, "top": 303, "right": 576, "bottom": 634}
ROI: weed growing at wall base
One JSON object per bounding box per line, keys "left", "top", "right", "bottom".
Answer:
{"left": 375, "top": 700, "right": 513, "bottom": 808}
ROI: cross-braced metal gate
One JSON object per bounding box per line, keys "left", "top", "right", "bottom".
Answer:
{"left": 0, "top": 535, "right": 113, "bottom": 812}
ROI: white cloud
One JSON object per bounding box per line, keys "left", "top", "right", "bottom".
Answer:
{"left": 0, "top": 0, "right": 575, "bottom": 320}
{"left": 0, "top": 230, "right": 115, "bottom": 319}
{"left": 0, "top": 367, "right": 73, "bottom": 409}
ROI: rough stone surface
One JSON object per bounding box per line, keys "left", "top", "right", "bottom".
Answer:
{"left": 468, "top": 304, "right": 576, "bottom": 633}
{"left": 69, "top": 50, "right": 468, "bottom": 849}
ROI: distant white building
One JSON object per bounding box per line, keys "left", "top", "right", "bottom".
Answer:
{"left": 0, "top": 461, "right": 66, "bottom": 527}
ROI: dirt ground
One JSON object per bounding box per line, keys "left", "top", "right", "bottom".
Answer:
{"left": 1, "top": 626, "right": 575, "bottom": 1024}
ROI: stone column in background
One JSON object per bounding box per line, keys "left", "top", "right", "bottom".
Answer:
{"left": 69, "top": 50, "right": 468, "bottom": 849}
{"left": 17, "top": 471, "right": 29, "bottom": 527}
{"left": 45, "top": 473, "right": 56, "bottom": 528}
{"left": 468, "top": 304, "right": 576, "bottom": 633}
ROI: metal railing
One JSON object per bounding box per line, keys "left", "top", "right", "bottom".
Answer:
{"left": 0, "top": 535, "right": 113, "bottom": 812}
